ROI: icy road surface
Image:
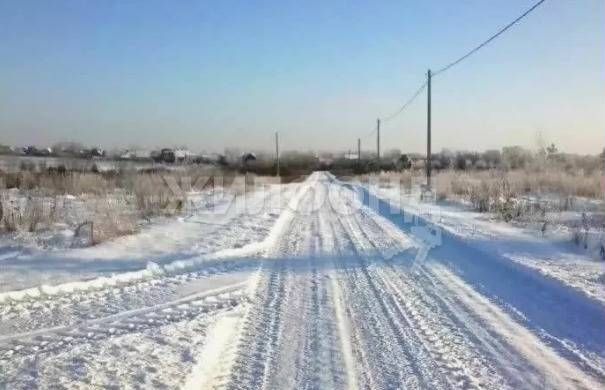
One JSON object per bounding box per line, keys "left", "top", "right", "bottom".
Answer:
{"left": 1, "top": 172, "right": 604, "bottom": 389}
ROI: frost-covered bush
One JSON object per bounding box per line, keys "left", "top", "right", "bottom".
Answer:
{"left": 87, "top": 198, "right": 138, "bottom": 244}
{"left": 431, "top": 168, "right": 603, "bottom": 225}
{"left": 0, "top": 163, "right": 235, "bottom": 246}
{"left": 133, "top": 174, "right": 186, "bottom": 218}
{"left": 0, "top": 194, "right": 58, "bottom": 232}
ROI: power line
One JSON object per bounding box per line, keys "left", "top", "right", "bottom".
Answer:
{"left": 433, "top": 0, "right": 546, "bottom": 77}
{"left": 361, "top": 127, "right": 376, "bottom": 140}
{"left": 375, "top": 0, "right": 546, "bottom": 125}
{"left": 380, "top": 81, "right": 427, "bottom": 122}
{"left": 365, "top": 0, "right": 547, "bottom": 184}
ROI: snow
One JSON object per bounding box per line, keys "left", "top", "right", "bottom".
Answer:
{"left": 0, "top": 183, "right": 297, "bottom": 293}
{"left": 1, "top": 172, "right": 604, "bottom": 389}
{"left": 365, "top": 182, "right": 605, "bottom": 306}
{"left": 181, "top": 311, "right": 244, "bottom": 389}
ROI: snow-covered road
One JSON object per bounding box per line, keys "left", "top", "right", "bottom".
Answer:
{"left": 1, "top": 172, "right": 603, "bottom": 389}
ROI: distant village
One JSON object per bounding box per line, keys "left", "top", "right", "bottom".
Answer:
{"left": 0, "top": 141, "right": 431, "bottom": 179}
{"left": 3, "top": 140, "right": 589, "bottom": 176}
{"left": 0, "top": 141, "right": 429, "bottom": 172}
{"left": 0, "top": 142, "right": 227, "bottom": 165}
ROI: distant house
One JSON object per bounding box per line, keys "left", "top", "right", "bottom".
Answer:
{"left": 81, "top": 147, "right": 105, "bottom": 159}
{"left": 91, "top": 147, "right": 105, "bottom": 158}
{"left": 120, "top": 150, "right": 135, "bottom": 160}
{"left": 160, "top": 148, "right": 176, "bottom": 163}
{"left": 191, "top": 153, "right": 215, "bottom": 165}
{"left": 410, "top": 155, "right": 427, "bottom": 170}
{"left": 241, "top": 152, "right": 257, "bottom": 165}
{"left": 150, "top": 148, "right": 193, "bottom": 163}
{"left": 120, "top": 150, "right": 152, "bottom": 161}
{"left": 174, "top": 149, "right": 192, "bottom": 163}
{"left": 23, "top": 146, "right": 51, "bottom": 157}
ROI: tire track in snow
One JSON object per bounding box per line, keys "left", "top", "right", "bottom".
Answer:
{"left": 342, "top": 177, "right": 603, "bottom": 389}
{"left": 427, "top": 263, "right": 603, "bottom": 390}
{"left": 361, "top": 180, "right": 605, "bottom": 380}
{"left": 226, "top": 261, "right": 287, "bottom": 389}
{"left": 340, "top": 192, "right": 512, "bottom": 389}
{"left": 0, "top": 259, "right": 258, "bottom": 337}
{"left": 315, "top": 207, "right": 359, "bottom": 390}
{"left": 182, "top": 311, "right": 246, "bottom": 390}
{"left": 5, "top": 172, "right": 602, "bottom": 389}
{"left": 197, "top": 173, "right": 603, "bottom": 389}
{"left": 330, "top": 203, "right": 447, "bottom": 389}
{"left": 0, "top": 184, "right": 298, "bottom": 336}
{"left": 0, "top": 283, "right": 247, "bottom": 360}
{"left": 225, "top": 174, "right": 351, "bottom": 389}
{"left": 374, "top": 265, "right": 513, "bottom": 389}
{"left": 294, "top": 214, "right": 346, "bottom": 389}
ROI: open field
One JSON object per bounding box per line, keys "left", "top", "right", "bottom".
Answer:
{"left": 0, "top": 159, "right": 263, "bottom": 248}
{"left": 0, "top": 172, "right": 603, "bottom": 389}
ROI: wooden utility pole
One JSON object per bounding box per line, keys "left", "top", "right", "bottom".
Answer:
{"left": 357, "top": 138, "right": 361, "bottom": 166}
{"left": 275, "top": 132, "right": 280, "bottom": 177}
{"left": 426, "top": 69, "right": 432, "bottom": 189}
{"left": 376, "top": 118, "right": 381, "bottom": 164}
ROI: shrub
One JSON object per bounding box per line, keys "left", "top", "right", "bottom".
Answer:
{"left": 89, "top": 200, "right": 138, "bottom": 244}
{"left": 430, "top": 168, "right": 602, "bottom": 223}
{"left": 133, "top": 174, "right": 187, "bottom": 218}
{"left": 0, "top": 196, "right": 57, "bottom": 232}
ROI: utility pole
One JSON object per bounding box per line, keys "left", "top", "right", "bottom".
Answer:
{"left": 357, "top": 138, "right": 361, "bottom": 166}
{"left": 275, "top": 132, "right": 280, "bottom": 177}
{"left": 376, "top": 118, "right": 381, "bottom": 164}
{"left": 426, "top": 69, "right": 432, "bottom": 189}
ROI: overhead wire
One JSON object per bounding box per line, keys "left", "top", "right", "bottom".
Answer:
{"left": 376, "top": 0, "right": 547, "bottom": 124}
{"left": 433, "top": 0, "right": 547, "bottom": 77}
{"left": 380, "top": 81, "right": 427, "bottom": 123}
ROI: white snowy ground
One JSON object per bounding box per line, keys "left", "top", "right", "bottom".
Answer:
{"left": 0, "top": 172, "right": 604, "bottom": 389}
{"left": 0, "top": 183, "right": 297, "bottom": 292}
{"left": 365, "top": 183, "right": 605, "bottom": 306}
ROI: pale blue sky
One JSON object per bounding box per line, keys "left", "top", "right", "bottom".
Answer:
{"left": 0, "top": 0, "right": 603, "bottom": 154}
